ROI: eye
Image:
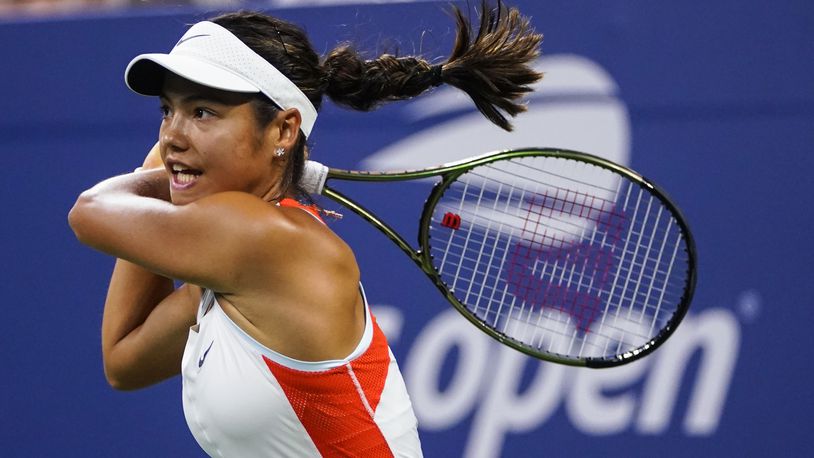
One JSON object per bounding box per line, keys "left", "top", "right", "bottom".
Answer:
{"left": 159, "top": 104, "right": 171, "bottom": 119}
{"left": 194, "top": 107, "right": 216, "bottom": 119}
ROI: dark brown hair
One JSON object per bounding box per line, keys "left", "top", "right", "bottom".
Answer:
{"left": 211, "top": 0, "right": 542, "bottom": 198}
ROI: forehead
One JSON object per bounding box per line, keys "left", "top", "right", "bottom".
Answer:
{"left": 160, "top": 73, "right": 257, "bottom": 106}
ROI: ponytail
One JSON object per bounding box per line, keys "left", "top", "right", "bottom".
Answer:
{"left": 321, "top": 0, "right": 543, "bottom": 131}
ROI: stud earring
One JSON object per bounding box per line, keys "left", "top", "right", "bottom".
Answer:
{"left": 274, "top": 147, "right": 286, "bottom": 157}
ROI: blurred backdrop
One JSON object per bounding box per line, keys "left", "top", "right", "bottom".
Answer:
{"left": 0, "top": 0, "right": 812, "bottom": 457}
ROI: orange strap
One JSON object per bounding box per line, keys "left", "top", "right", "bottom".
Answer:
{"left": 278, "top": 197, "right": 323, "bottom": 222}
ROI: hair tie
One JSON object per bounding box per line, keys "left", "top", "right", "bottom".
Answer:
{"left": 430, "top": 64, "right": 444, "bottom": 87}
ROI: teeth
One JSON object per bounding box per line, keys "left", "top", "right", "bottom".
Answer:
{"left": 170, "top": 163, "right": 200, "bottom": 186}
{"left": 176, "top": 172, "right": 197, "bottom": 184}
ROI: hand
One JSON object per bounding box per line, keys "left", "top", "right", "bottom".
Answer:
{"left": 141, "top": 142, "right": 164, "bottom": 170}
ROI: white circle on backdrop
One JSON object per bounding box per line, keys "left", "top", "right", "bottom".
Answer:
{"left": 360, "top": 54, "right": 631, "bottom": 169}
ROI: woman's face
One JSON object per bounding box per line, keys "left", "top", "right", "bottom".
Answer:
{"left": 158, "top": 74, "right": 283, "bottom": 205}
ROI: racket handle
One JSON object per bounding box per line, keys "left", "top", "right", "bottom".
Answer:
{"left": 300, "top": 160, "right": 329, "bottom": 195}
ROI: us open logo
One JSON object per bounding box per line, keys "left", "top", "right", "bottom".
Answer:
{"left": 361, "top": 54, "right": 742, "bottom": 457}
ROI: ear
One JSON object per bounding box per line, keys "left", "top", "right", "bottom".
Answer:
{"left": 270, "top": 108, "right": 302, "bottom": 153}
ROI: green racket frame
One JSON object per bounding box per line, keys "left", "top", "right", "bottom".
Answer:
{"left": 319, "top": 148, "right": 697, "bottom": 368}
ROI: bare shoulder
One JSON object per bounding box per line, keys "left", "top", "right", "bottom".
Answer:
{"left": 218, "top": 196, "right": 359, "bottom": 290}
{"left": 216, "top": 199, "right": 363, "bottom": 360}
{"left": 269, "top": 204, "right": 358, "bottom": 277}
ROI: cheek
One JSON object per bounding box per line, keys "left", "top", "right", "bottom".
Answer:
{"left": 209, "top": 123, "right": 266, "bottom": 159}
{"left": 211, "top": 153, "right": 272, "bottom": 191}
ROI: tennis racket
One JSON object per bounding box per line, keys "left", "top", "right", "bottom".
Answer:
{"left": 300, "top": 148, "right": 696, "bottom": 368}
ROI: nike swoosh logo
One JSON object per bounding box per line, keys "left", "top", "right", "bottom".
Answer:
{"left": 176, "top": 33, "right": 210, "bottom": 47}
{"left": 198, "top": 340, "right": 214, "bottom": 368}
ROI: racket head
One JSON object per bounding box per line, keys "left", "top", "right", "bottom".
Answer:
{"left": 417, "top": 148, "right": 696, "bottom": 367}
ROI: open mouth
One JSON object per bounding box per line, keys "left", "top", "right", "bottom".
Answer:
{"left": 171, "top": 163, "right": 202, "bottom": 187}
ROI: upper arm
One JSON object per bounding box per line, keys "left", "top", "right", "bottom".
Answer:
{"left": 71, "top": 188, "right": 289, "bottom": 292}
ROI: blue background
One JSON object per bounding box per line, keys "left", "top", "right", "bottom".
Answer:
{"left": 1, "top": 1, "right": 812, "bottom": 456}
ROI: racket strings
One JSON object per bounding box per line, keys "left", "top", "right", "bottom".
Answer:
{"left": 434, "top": 259, "right": 685, "bottom": 342}
{"left": 432, "top": 222, "right": 686, "bottom": 303}
{"left": 427, "top": 155, "right": 691, "bottom": 362}
{"left": 436, "top": 224, "right": 682, "bottom": 279}
{"left": 440, "top": 178, "right": 680, "bottom": 256}
{"left": 437, "top": 251, "right": 686, "bottom": 307}
{"left": 434, "top": 186, "right": 684, "bottom": 291}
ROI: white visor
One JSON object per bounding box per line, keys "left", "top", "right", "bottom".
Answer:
{"left": 124, "top": 21, "right": 317, "bottom": 138}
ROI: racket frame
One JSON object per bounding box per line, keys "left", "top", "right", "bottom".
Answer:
{"left": 320, "top": 148, "right": 697, "bottom": 368}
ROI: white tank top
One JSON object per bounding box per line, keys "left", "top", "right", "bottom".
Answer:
{"left": 181, "top": 286, "right": 422, "bottom": 457}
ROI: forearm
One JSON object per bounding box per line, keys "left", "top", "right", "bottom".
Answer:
{"left": 68, "top": 168, "right": 171, "bottom": 257}
{"left": 73, "top": 167, "right": 170, "bottom": 209}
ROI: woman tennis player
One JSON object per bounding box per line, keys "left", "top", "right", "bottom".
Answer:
{"left": 69, "top": 2, "right": 541, "bottom": 456}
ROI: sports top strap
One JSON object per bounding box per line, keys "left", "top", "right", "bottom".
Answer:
{"left": 278, "top": 197, "right": 323, "bottom": 223}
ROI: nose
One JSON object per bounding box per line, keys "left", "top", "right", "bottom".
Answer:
{"left": 160, "top": 113, "right": 190, "bottom": 153}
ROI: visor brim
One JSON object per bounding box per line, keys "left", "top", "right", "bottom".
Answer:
{"left": 125, "top": 53, "right": 261, "bottom": 96}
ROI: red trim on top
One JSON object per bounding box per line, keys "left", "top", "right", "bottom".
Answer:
{"left": 279, "top": 197, "right": 323, "bottom": 222}
{"left": 263, "top": 317, "right": 393, "bottom": 457}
